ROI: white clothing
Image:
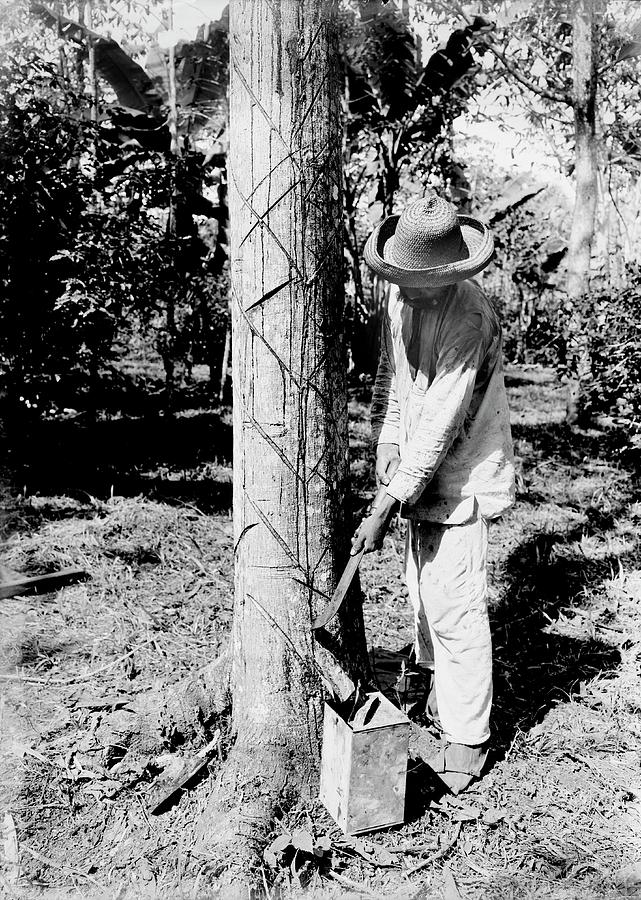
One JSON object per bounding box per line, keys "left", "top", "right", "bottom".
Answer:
{"left": 371, "top": 279, "right": 515, "bottom": 524}
{"left": 405, "top": 510, "right": 492, "bottom": 746}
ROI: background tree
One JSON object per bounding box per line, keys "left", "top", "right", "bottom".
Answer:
{"left": 450, "top": 0, "right": 638, "bottom": 425}
{"left": 564, "top": 0, "right": 602, "bottom": 425}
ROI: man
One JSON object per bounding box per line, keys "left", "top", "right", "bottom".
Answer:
{"left": 351, "top": 190, "right": 515, "bottom": 793}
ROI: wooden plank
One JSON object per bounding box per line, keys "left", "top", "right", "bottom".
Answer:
{"left": 0, "top": 567, "right": 88, "bottom": 600}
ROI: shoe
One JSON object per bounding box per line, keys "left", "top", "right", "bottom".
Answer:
{"left": 428, "top": 741, "right": 489, "bottom": 795}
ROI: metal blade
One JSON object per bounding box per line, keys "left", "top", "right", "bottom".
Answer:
{"left": 311, "top": 548, "right": 365, "bottom": 630}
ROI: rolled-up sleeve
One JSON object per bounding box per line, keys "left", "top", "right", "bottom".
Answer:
{"left": 385, "top": 314, "right": 487, "bottom": 505}
{"left": 370, "top": 314, "right": 401, "bottom": 447}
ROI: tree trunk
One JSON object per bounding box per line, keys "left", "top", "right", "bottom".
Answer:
{"left": 86, "top": 0, "right": 98, "bottom": 123}
{"left": 75, "top": 1, "right": 86, "bottom": 92}
{"left": 56, "top": 1, "right": 69, "bottom": 81}
{"left": 195, "top": 0, "right": 369, "bottom": 883}
{"left": 163, "top": 0, "right": 180, "bottom": 413}
{"left": 565, "top": 0, "right": 601, "bottom": 425}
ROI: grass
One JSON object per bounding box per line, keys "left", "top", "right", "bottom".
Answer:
{"left": 1, "top": 367, "right": 641, "bottom": 898}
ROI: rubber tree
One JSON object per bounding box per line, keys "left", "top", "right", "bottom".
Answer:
{"left": 195, "top": 0, "right": 369, "bottom": 884}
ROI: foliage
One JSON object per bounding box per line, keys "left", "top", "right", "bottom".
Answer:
{"left": 0, "top": 50, "right": 95, "bottom": 414}
{"left": 342, "top": 1, "right": 492, "bottom": 219}
{"left": 0, "top": 4, "right": 229, "bottom": 417}
{"left": 560, "top": 267, "right": 641, "bottom": 439}
{"left": 443, "top": 0, "right": 641, "bottom": 423}
{"left": 484, "top": 180, "right": 569, "bottom": 366}
{"left": 1, "top": 0, "right": 639, "bottom": 428}
{"left": 263, "top": 828, "right": 332, "bottom": 881}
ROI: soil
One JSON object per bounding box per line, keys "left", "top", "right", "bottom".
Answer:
{"left": 1, "top": 367, "right": 640, "bottom": 899}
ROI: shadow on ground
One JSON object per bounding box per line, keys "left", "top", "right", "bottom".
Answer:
{"left": 489, "top": 420, "right": 638, "bottom": 754}
{"left": 3, "top": 411, "right": 233, "bottom": 513}
{"left": 489, "top": 530, "right": 626, "bottom": 752}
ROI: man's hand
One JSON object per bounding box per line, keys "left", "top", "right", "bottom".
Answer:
{"left": 351, "top": 493, "right": 399, "bottom": 555}
{"left": 376, "top": 443, "right": 400, "bottom": 487}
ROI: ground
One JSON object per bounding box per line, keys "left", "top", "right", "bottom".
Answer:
{"left": 1, "top": 367, "right": 640, "bottom": 899}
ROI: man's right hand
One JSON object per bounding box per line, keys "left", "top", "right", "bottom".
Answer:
{"left": 376, "top": 443, "right": 400, "bottom": 487}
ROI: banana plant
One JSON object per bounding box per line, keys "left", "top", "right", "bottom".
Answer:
{"left": 30, "top": 0, "right": 228, "bottom": 143}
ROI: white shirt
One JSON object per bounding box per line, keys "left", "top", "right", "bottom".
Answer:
{"left": 371, "top": 279, "right": 515, "bottom": 524}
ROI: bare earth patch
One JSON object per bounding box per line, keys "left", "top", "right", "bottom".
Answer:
{"left": 1, "top": 369, "right": 640, "bottom": 898}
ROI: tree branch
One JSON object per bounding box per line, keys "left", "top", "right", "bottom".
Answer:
{"left": 531, "top": 30, "right": 572, "bottom": 57}
{"left": 487, "top": 43, "right": 572, "bottom": 106}
{"left": 429, "top": 0, "right": 571, "bottom": 106}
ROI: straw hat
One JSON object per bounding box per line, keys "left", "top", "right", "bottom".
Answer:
{"left": 364, "top": 191, "right": 494, "bottom": 288}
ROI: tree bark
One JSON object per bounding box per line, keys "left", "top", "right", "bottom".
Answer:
{"left": 195, "top": 0, "right": 369, "bottom": 882}
{"left": 86, "top": 0, "right": 98, "bottom": 123}
{"left": 565, "top": 0, "right": 601, "bottom": 425}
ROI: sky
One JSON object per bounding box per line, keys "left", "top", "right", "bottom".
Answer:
{"left": 142, "top": 0, "right": 227, "bottom": 43}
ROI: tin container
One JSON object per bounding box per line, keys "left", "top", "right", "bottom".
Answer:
{"left": 319, "top": 690, "right": 410, "bottom": 835}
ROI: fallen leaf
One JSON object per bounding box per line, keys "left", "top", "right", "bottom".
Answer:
{"left": 482, "top": 807, "right": 505, "bottom": 826}
{"left": 83, "top": 780, "right": 123, "bottom": 800}
{"left": 615, "top": 860, "right": 641, "bottom": 889}
{"left": 392, "top": 839, "right": 439, "bottom": 855}
{"left": 290, "top": 828, "right": 313, "bottom": 854}
{"left": 442, "top": 865, "right": 464, "bottom": 899}
{"left": 337, "top": 835, "right": 398, "bottom": 868}
{"left": 451, "top": 804, "right": 480, "bottom": 822}
{"left": 267, "top": 833, "right": 292, "bottom": 854}
{"left": 263, "top": 849, "right": 277, "bottom": 868}
{"left": 618, "top": 41, "right": 641, "bottom": 62}
{"left": 315, "top": 835, "right": 331, "bottom": 853}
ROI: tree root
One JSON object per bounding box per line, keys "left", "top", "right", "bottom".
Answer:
{"left": 96, "top": 634, "right": 358, "bottom": 760}
{"left": 191, "top": 741, "right": 309, "bottom": 895}
{"left": 136, "top": 647, "right": 232, "bottom": 752}
{"left": 96, "top": 646, "right": 232, "bottom": 760}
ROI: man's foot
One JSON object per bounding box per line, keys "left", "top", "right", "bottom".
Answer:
{"left": 428, "top": 741, "right": 489, "bottom": 795}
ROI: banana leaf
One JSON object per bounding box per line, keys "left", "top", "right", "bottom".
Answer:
{"left": 31, "top": 1, "right": 164, "bottom": 113}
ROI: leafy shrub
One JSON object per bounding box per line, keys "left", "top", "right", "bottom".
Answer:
{"left": 0, "top": 50, "right": 228, "bottom": 417}
{"left": 586, "top": 269, "right": 641, "bottom": 440}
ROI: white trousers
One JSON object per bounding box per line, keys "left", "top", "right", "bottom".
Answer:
{"left": 405, "top": 513, "right": 492, "bottom": 746}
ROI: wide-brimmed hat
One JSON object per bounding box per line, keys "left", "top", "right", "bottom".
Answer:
{"left": 364, "top": 191, "right": 494, "bottom": 288}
